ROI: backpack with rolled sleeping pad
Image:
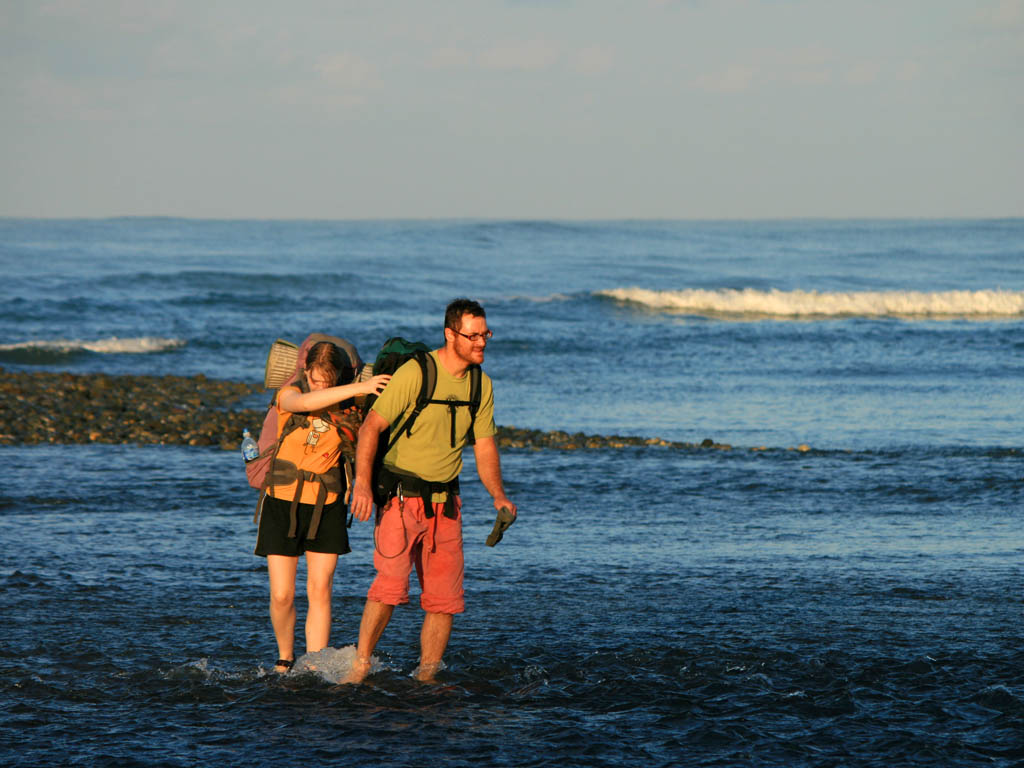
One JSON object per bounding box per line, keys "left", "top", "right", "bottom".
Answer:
{"left": 246, "top": 333, "right": 367, "bottom": 537}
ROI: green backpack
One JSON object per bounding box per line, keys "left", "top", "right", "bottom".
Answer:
{"left": 365, "top": 336, "right": 482, "bottom": 452}
{"left": 364, "top": 337, "right": 482, "bottom": 508}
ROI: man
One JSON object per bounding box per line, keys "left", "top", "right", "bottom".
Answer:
{"left": 345, "top": 298, "right": 517, "bottom": 683}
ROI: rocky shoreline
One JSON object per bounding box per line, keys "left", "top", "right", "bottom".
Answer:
{"left": 0, "top": 368, "right": 754, "bottom": 452}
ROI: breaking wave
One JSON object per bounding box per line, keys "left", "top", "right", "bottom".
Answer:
{"left": 597, "top": 288, "right": 1024, "bottom": 318}
{"left": 0, "top": 336, "right": 185, "bottom": 361}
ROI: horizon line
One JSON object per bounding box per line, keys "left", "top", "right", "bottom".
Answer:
{"left": 3, "top": 214, "right": 1023, "bottom": 224}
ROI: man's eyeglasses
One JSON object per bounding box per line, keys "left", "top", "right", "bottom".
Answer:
{"left": 453, "top": 329, "right": 493, "bottom": 343}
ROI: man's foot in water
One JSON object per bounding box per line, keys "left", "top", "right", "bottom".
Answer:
{"left": 274, "top": 658, "right": 294, "bottom": 674}
{"left": 341, "top": 656, "right": 372, "bottom": 684}
{"left": 415, "top": 661, "right": 441, "bottom": 683}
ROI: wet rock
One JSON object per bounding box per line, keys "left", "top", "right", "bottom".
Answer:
{"left": 0, "top": 367, "right": 735, "bottom": 453}
{"left": 0, "top": 367, "right": 262, "bottom": 448}
{"left": 491, "top": 425, "right": 731, "bottom": 453}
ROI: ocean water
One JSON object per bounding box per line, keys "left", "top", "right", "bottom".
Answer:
{"left": 1, "top": 218, "right": 1023, "bottom": 767}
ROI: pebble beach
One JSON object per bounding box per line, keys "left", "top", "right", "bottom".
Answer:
{"left": 0, "top": 368, "right": 739, "bottom": 452}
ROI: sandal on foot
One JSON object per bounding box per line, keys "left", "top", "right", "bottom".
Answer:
{"left": 274, "top": 658, "right": 294, "bottom": 673}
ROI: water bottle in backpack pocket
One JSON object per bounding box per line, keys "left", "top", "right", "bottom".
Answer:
{"left": 241, "top": 429, "right": 259, "bottom": 462}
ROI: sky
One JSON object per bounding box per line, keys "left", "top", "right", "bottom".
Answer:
{"left": 2, "top": 0, "right": 1022, "bottom": 220}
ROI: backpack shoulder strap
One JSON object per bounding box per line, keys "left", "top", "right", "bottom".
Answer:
{"left": 252, "top": 410, "right": 307, "bottom": 525}
{"left": 265, "top": 412, "right": 307, "bottom": 485}
{"left": 384, "top": 352, "right": 435, "bottom": 452}
{"left": 466, "top": 364, "right": 481, "bottom": 445}
{"left": 415, "top": 350, "right": 437, "bottom": 411}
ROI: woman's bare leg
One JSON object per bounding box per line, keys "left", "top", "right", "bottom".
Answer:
{"left": 267, "top": 554, "right": 298, "bottom": 670}
{"left": 304, "top": 551, "right": 339, "bottom": 653}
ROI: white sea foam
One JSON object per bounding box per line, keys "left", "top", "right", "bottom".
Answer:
{"left": 0, "top": 336, "right": 186, "bottom": 354}
{"left": 596, "top": 288, "right": 1024, "bottom": 318}
{"left": 513, "top": 292, "right": 574, "bottom": 303}
{"left": 291, "top": 645, "right": 384, "bottom": 684}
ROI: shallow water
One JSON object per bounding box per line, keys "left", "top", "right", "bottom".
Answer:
{"left": 2, "top": 443, "right": 1022, "bottom": 767}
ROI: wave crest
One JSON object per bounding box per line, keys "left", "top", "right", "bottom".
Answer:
{"left": 0, "top": 336, "right": 186, "bottom": 356}
{"left": 596, "top": 288, "right": 1024, "bottom": 318}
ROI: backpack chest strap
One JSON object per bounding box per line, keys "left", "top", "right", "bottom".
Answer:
{"left": 422, "top": 397, "right": 475, "bottom": 448}
{"left": 389, "top": 356, "right": 481, "bottom": 451}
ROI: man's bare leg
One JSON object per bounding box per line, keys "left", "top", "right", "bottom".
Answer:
{"left": 417, "top": 611, "right": 453, "bottom": 682}
{"left": 342, "top": 599, "right": 394, "bottom": 684}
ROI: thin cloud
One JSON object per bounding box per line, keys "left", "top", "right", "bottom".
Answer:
{"left": 39, "top": 0, "right": 178, "bottom": 34}
{"left": 479, "top": 39, "right": 559, "bottom": 71}
{"left": 775, "top": 45, "right": 833, "bottom": 87}
{"left": 149, "top": 37, "right": 207, "bottom": 76}
{"left": 427, "top": 42, "right": 609, "bottom": 77}
{"left": 974, "top": 0, "right": 1024, "bottom": 27}
{"left": 572, "top": 46, "right": 615, "bottom": 76}
{"left": 896, "top": 60, "right": 923, "bottom": 82}
{"left": 692, "top": 47, "right": 925, "bottom": 92}
{"left": 426, "top": 47, "right": 473, "bottom": 70}
{"left": 691, "top": 64, "right": 758, "bottom": 93}
{"left": 314, "top": 52, "right": 379, "bottom": 90}
{"left": 846, "top": 60, "right": 882, "bottom": 86}
{"left": 17, "top": 73, "right": 120, "bottom": 122}
{"left": 845, "top": 59, "right": 923, "bottom": 87}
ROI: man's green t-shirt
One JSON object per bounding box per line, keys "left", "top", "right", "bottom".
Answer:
{"left": 372, "top": 350, "right": 497, "bottom": 484}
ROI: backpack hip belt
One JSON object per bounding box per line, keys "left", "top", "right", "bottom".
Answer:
{"left": 256, "top": 463, "right": 343, "bottom": 540}
{"left": 377, "top": 465, "right": 460, "bottom": 519}
{"left": 287, "top": 467, "right": 343, "bottom": 540}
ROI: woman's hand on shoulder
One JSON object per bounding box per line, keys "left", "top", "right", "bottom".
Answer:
{"left": 361, "top": 374, "right": 391, "bottom": 396}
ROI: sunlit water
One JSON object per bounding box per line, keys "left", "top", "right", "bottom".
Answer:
{"left": 2, "top": 219, "right": 1023, "bottom": 766}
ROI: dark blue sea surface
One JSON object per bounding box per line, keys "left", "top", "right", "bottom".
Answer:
{"left": 2, "top": 219, "right": 1023, "bottom": 766}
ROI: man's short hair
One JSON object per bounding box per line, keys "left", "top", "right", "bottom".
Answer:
{"left": 445, "top": 298, "right": 486, "bottom": 331}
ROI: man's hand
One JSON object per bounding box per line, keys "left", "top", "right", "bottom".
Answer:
{"left": 485, "top": 503, "right": 517, "bottom": 547}
{"left": 350, "top": 478, "right": 375, "bottom": 522}
{"left": 494, "top": 495, "right": 517, "bottom": 517}
{"left": 350, "top": 410, "right": 389, "bottom": 523}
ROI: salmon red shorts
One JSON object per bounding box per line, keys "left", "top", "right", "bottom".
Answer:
{"left": 367, "top": 495, "right": 465, "bottom": 615}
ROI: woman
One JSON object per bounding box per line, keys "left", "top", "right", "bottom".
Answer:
{"left": 253, "top": 340, "right": 390, "bottom": 673}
